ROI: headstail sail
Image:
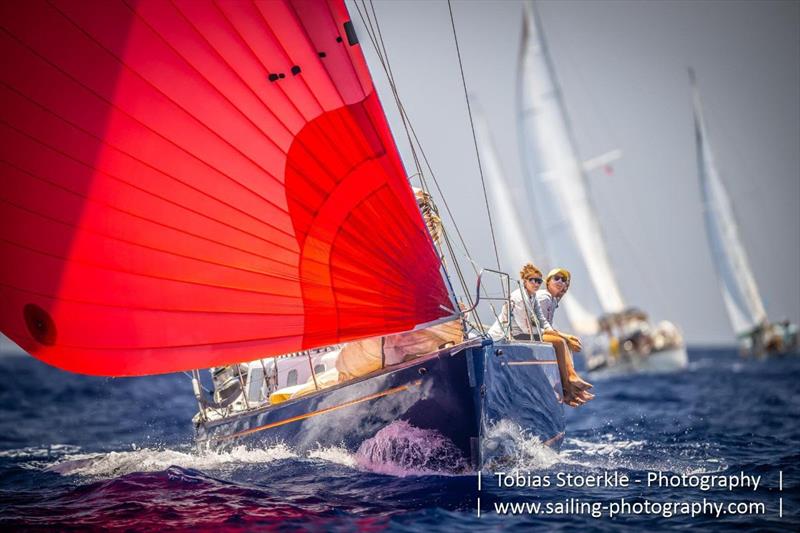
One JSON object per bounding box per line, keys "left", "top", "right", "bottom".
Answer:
{"left": 0, "top": 0, "right": 455, "bottom": 376}
{"left": 690, "top": 69, "right": 767, "bottom": 336}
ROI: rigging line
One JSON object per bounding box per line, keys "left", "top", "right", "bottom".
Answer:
{"left": 396, "top": 101, "right": 477, "bottom": 271}
{"left": 366, "top": 0, "right": 423, "bottom": 178}
{"left": 446, "top": 0, "right": 501, "bottom": 272}
{"left": 352, "top": 0, "right": 472, "bottom": 308}
{"left": 351, "top": 0, "right": 477, "bottom": 278}
{"left": 442, "top": 229, "right": 486, "bottom": 334}
{"left": 352, "top": 0, "right": 423, "bottom": 179}
{"left": 182, "top": 370, "right": 212, "bottom": 395}
{"left": 353, "top": 0, "right": 488, "bottom": 325}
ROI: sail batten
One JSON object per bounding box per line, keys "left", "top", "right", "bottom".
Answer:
{"left": 0, "top": 0, "right": 455, "bottom": 376}
{"left": 691, "top": 73, "right": 767, "bottom": 335}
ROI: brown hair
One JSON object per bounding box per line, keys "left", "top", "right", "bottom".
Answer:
{"left": 519, "top": 263, "right": 542, "bottom": 281}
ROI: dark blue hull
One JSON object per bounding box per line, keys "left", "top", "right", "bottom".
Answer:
{"left": 195, "top": 339, "right": 564, "bottom": 468}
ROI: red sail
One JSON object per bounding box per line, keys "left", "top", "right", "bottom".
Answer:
{"left": 0, "top": 0, "right": 454, "bottom": 376}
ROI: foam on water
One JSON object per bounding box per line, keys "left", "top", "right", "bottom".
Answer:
{"left": 0, "top": 444, "right": 81, "bottom": 459}
{"left": 560, "top": 433, "right": 728, "bottom": 475}
{"left": 481, "top": 419, "right": 561, "bottom": 473}
{"left": 355, "top": 420, "right": 469, "bottom": 476}
{"left": 307, "top": 445, "right": 357, "bottom": 467}
{"left": 47, "top": 443, "right": 297, "bottom": 478}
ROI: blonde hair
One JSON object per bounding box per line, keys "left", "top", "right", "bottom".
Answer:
{"left": 519, "top": 263, "right": 542, "bottom": 280}
{"left": 545, "top": 267, "right": 571, "bottom": 284}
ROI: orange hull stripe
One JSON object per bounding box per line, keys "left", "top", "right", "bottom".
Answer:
{"left": 212, "top": 379, "right": 423, "bottom": 442}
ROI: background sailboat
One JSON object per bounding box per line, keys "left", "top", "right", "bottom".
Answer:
{"left": 517, "top": 1, "right": 687, "bottom": 373}
{"left": 691, "top": 69, "right": 797, "bottom": 355}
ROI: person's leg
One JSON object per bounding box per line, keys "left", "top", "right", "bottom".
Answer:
{"left": 542, "top": 331, "right": 593, "bottom": 406}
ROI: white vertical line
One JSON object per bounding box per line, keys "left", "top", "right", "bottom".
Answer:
{"left": 477, "top": 496, "right": 481, "bottom": 518}
{"left": 779, "top": 471, "right": 783, "bottom": 491}
{"left": 478, "top": 470, "right": 482, "bottom": 491}
{"left": 779, "top": 497, "right": 783, "bottom": 518}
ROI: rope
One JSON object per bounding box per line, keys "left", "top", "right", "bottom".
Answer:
{"left": 354, "top": 0, "right": 502, "bottom": 325}
{"left": 446, "top": 0, "right": 501, "bottom": 272}
{"left": 352, "top": 1, "right": 423, "bottom": 178}
{"left": 353, "top": 0, "right": 476, "bottom": 304}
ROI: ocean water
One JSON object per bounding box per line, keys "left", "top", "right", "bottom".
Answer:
{"left": 1, "top": 346, "right": 798, "bottom": 531}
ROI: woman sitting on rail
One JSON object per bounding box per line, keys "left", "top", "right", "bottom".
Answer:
{"left": 536, "top": 268, "right": 595, "bottom": 407}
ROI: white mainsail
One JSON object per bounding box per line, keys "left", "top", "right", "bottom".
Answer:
{"left": 690, "top": 70, "right": 767, "bottom": 336}
{"left": 474, "top": 104, "right": 598, "bottom": 332}
{"left": 517, "top": 1, "right": 625, "bottom": 334}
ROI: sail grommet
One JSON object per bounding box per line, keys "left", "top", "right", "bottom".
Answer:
{"left": 23, "top": 304, "right": 57, "bottom": 346}
{"left": 418, "top": 367, "right": 428, "bottom": 375}
{"left": 495, "top": 349, "right": 503, "bottom": 356}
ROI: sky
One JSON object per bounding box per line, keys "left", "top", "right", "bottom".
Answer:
{"left": 349, "top": 0, "right": 800, "bottom": 345}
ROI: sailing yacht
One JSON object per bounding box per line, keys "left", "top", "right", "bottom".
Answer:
{"left": 0, "top": 0, "right": 566, "bottom": 469}
{"left": 516, "top": 1, "right": 687, "bottom": 375}
{"left": 690, "top": 70, "right": 798, "bottom": 356}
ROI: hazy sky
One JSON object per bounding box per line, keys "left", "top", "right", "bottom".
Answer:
{"left": 351, "top": 0, "right": 800, "bottom": 345}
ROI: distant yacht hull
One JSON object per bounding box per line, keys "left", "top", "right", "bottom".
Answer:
{"left": 586, "top": 345, "right": 688, "bottom": 378}
{"left": 195, "top": 339, "right": 564, "bottom": 469}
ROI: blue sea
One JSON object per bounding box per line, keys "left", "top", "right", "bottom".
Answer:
{"left": 1, "top": 345, "right": 798, "bottom": 531}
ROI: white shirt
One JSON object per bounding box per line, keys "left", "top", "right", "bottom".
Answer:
{"left": 488, "top": 288, "right": 545, "bottom": 340}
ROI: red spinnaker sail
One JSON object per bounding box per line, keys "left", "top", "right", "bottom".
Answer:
{"left": 0, "top": 0, "right": 454, "bottom": 376}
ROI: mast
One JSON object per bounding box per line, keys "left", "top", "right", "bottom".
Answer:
{"left": 690, "top": 69, "right": 768, "bottom": 336}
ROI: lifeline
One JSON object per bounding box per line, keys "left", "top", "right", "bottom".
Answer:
{"left": 647, "top": 471, "right": 761, "bottom": 491}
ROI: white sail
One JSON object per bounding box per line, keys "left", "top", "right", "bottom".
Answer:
{"left": 474, "top": 105, "right": 599, "bottom": 334}
{"left": 473, "top": 106, "right": 538, "bottom": 275}
{"left": 516, "top": 1, "right": 625, "bottom": 334}
{"left": 691, "top": 70, "right": 767, "bottom": 336}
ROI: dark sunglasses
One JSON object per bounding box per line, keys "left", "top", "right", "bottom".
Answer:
{"left": 527, "top": 277, "right": 543, "bottom": 284}
{"left": 553, "top": 275, "right": 569, "bottom": 283}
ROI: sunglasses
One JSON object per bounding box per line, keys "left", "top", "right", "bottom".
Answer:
{"left": 553, "top": 275, "right": 569, "bottom": 283}
{"left": 527, "top": 277, "right": 543, "bottom": 284}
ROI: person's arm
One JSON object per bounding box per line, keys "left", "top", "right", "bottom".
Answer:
{"left": 536, "top": 293, "right": 581, "bottom": 350}
{"left": 488, "top": 301, "right": 510, "bottom": 340}
{"left": 534, "top": 293, "right": 554, "bottom": 332}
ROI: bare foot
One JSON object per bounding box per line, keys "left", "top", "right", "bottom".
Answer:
{"left": 577, "top": 390, "right": 595, "bottom": 401}
{"left": 562, "top": 392, "right": 584, "bottom": 407}
{"left": 569, "top": 376, "right": 593, "bottom": 391}
{"left": 563, "top": 387, "right": 593, "bottom": 407}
